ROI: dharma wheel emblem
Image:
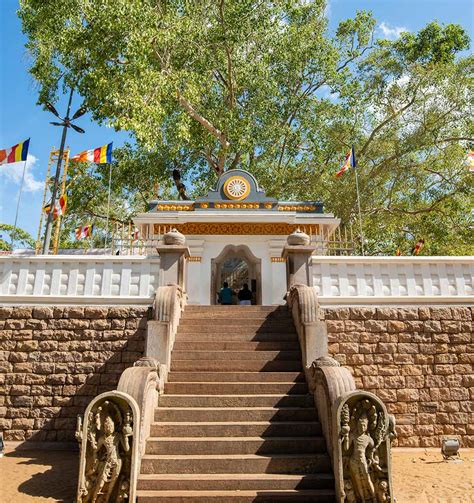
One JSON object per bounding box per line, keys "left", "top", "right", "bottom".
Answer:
{"left": 224, "top": 176, "right": 251, "bottom": 201}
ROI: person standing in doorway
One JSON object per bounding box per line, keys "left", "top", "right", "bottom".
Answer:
{"left": 238, "top": 283, "right": 252, "bottom": 305}
{"left": 218, "top": 282, "right": 233, "bottom": 305}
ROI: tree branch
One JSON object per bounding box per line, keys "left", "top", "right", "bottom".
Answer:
{"left": 359, "top": 88, "right": 419, "bottom": 157}
{"left": 229, "top": 151, "right": 241, "bottom": 170}
{"left": 177, "top": 92, "right": 229, "bottom": 148}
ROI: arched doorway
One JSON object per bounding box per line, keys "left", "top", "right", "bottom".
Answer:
{"left": 211, "top": 245, "right": 262, "bottom": 305}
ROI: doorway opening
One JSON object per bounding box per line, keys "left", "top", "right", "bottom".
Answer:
{"left": 211, "top": 245, "right": 262, "bottom": 305}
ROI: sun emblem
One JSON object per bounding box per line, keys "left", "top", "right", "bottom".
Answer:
{"left": 223, "top": 176, "right": 251, "bottom": 201}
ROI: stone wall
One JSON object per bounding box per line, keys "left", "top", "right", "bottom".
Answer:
{"left": 0, "top": 306, "right": 148, "bottom": 442}
{"left": 324, "top": 306, "right": 473, "bottom": 447}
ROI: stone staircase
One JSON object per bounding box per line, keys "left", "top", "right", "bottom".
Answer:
{"left": 136, "top": 305, "right": 335, "bottom": 502}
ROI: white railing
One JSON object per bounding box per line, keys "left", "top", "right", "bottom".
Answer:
{"left": 0, "top": 255, "right": 160, "bottom": 305}
{"left": 312, "top": 256, "right": 474, "bottom": 305}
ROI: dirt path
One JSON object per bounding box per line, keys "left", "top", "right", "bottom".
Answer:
{"left": 0, "top": 447, "right": 473, "bottom": 502}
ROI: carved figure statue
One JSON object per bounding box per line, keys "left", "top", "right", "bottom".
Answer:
{"left": 340, "top": 398, "right": 392, "bottom": 503}
{"left": 77, "top": 400, "right": 133, "bottom": 503}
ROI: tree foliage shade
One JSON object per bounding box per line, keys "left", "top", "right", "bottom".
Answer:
{"left": 0, "top": 224, "right": 35, "bottom": 251}
{"left": 19, "top": 1, "right": 473, "bottom": 255}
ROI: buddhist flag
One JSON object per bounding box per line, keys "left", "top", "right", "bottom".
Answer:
{"left": 0, "top": 139, "right": 30, "bottom": 165}
{"left": 71, "top": 142, "right": 113, "bottom": 164}
{"left": 412, "top": 239, "right": 425, "bottom": 255}
{"left": 336, "top": 146, "right": 356, "bottom": 177}
{"left": 75, "top": 225, "right": 94, "bottom": 240}
{"left": 132, "top": 227, "right": 139, "bottom": 241}
{"left": 466, "top": 151, "right": 474, "bottom": 172}
{"left": 43, "top": 194, "right": 67, "bottom": 219}
{"left": 396, "top": 248, "right": 401, "bottom": 256}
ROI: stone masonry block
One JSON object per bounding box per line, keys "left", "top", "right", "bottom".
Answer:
{"left": 424, "top": 320, "right": 442, "bottom": 333}
{"left": 33, "top": 307, "right": 54, "bottom": 319}
{"left": 11, "top": 307, "right": 33, "bottom": 318}
{"left": 387, "top": 321, "right": 406, "bottom": 332}
{"left": 376, "top": 308, "right": 399, "bottom": 320}
{"left": 430, "top": 307, "right": 453, "bottom": 320}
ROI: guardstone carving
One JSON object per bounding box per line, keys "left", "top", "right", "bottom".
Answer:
{"left": 335, "top": 392, "right": 395, "bottom": 503}
{"left": 76, "top": 392, "right": 139, "bottom": 503}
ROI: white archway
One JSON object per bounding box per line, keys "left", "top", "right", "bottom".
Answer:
{"left": 211, "top": 244, "right": 262, "bottom": 305}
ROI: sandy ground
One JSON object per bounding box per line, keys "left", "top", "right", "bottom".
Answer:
{"left": 0, "top": 447, "right": 472, "bottom": 502}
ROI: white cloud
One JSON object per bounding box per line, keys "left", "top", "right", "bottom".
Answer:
{"left": 0, "top": 154, "right": 43, "bottom": 192}
{"left": 324, "top": 0, "right": 331, "bottom": 18}
{"left": 378, "top": 22, "right": 408, "bottom": 40}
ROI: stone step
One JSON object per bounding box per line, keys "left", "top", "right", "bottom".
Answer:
{"left": 173, "top": 341, "right": 299, "bottom": 351}
{"left": 164, "top": 382, "right": 309, "bottom": 395}
{"left": 181, "top": 306, "right": 293, "bottom": 320}
{"left": 158, "top": 395, "right": 314, "bottom": 408}
{"left": 176, "top": 333, "right": 298, "bottom": 342}
{"left": 171, "top": 351, "right": 301, "bottom": 361}
{"left": 145, "top": 436, "right": 326, "bottom": 455}
{"left": 137, "top": 473, "right": 334, "bottom": 492}
{"left": 167, "top": 372, "right": 305, "bottom": 383}
{"left": 171, "top": 360, "right": 303, "bottom": 372}
{"left": 140, "top": 453, "right": 332, "bottom": 475}
{"left": 185, "top": 306, "right": 283, "bottom": 312}
{"left": 177, "top": 326, "right": 297, "bottom": 335}
{"left": 150, "top": 421, "right": 321, "bottom": 438}
{"left": 154, "top": 407, "right": 317, "bottom": 423}
{"left": 179, "top": 315, "right": 295, "bottom": 330}
{"left": 136, "top": 489, "right": 336, "bottom": 502}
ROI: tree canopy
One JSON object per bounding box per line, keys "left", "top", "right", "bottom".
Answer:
{"left": 0, "top": 223, "right": 35, "bottom": 251}
{"left": 19, "top": 1, "right": 473, "bottom": 255}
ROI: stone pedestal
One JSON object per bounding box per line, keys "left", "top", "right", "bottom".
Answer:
{"left": 281, "top": 244, "right": 316, "bottom": 289}
{"left": 156, "top": 244, "right": 190, "bottom": 289}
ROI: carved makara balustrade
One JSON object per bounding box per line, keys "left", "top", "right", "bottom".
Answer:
{"left": 76, "top": 391, "right": 140, "bottom": 503}
{"left": 75, "top": 276, "right": 187, "bottom": 503}
{"left": 286, "top": 279, "right": 396, "bottom": 502}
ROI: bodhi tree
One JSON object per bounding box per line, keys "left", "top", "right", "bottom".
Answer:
{"left": 0, "top": 224, "right": 35, "bottom": 251}
{"left": 19, "top": 1, "right": 473, "bottom": 254}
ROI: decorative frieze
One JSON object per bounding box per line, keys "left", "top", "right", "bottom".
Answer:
{"left": 187, "top": 256, "right": 202, "bottom": 262}
{"left": 152, "top": 222, "right": 320, "bottom": 236}
{"left": 156, "top": 204, "right": 194, "bottom": 211}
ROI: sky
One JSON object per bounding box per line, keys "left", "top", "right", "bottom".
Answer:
{"left": 0, "top": 0, "right": 473, "bottom": 244}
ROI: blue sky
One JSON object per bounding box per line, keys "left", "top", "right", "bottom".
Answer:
{"left": 0, "top": 0, "right": 472, "bottom": 243}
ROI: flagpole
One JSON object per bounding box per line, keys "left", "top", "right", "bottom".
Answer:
{"left": 11, "top": 157, "right": 28, "bottom": 248}
{"left": 354, "top": 168, "right": 365, "bottom": 256}
{"left": 43, "top": 87, "right": 74, "bottom": 254}
{"left": 104, "top": 162, "right": 112, "bottom": 251}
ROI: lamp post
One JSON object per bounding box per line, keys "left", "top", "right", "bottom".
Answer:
{"left": 42, "top": 87, "right": 86, "bottom": 254}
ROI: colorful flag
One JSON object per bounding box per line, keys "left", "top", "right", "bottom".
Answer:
{"left": 396, "top": 248, "right": 401, "bottom": 256}
{"left": 412, "top": 239, "right": 425, "bottom": 255}
{"left": 0, "top": 139, "right": 30, "bottom": 165}
{"left": 132, "top": 227, "right": 139, "bottom": 241}
{"left": 43, "top": 194, "right": 67, "bottom": 219}
{"left": 75, "top": 225, "right": 94, "bottom": 240}
{"left": 56, "top": 194, "right": 67, "bottom": 217}
{"left": 71, "top": 142, "right": 113, "bottom": 164}
{"left": 336, "top": 146, "right": 356, "bottom": 177}
{"left": 466, "top": 151, "right": 474, "bottom": 172}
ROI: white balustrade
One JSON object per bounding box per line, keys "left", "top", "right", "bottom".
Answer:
{"left": 1, "top": 254, "right": 472, "bottom": 306}
{"left": 0, "top": 255, "right": 160, "bottom": 305}
{"left": 312, "top": 256, "right": 473, "bottom": 305}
